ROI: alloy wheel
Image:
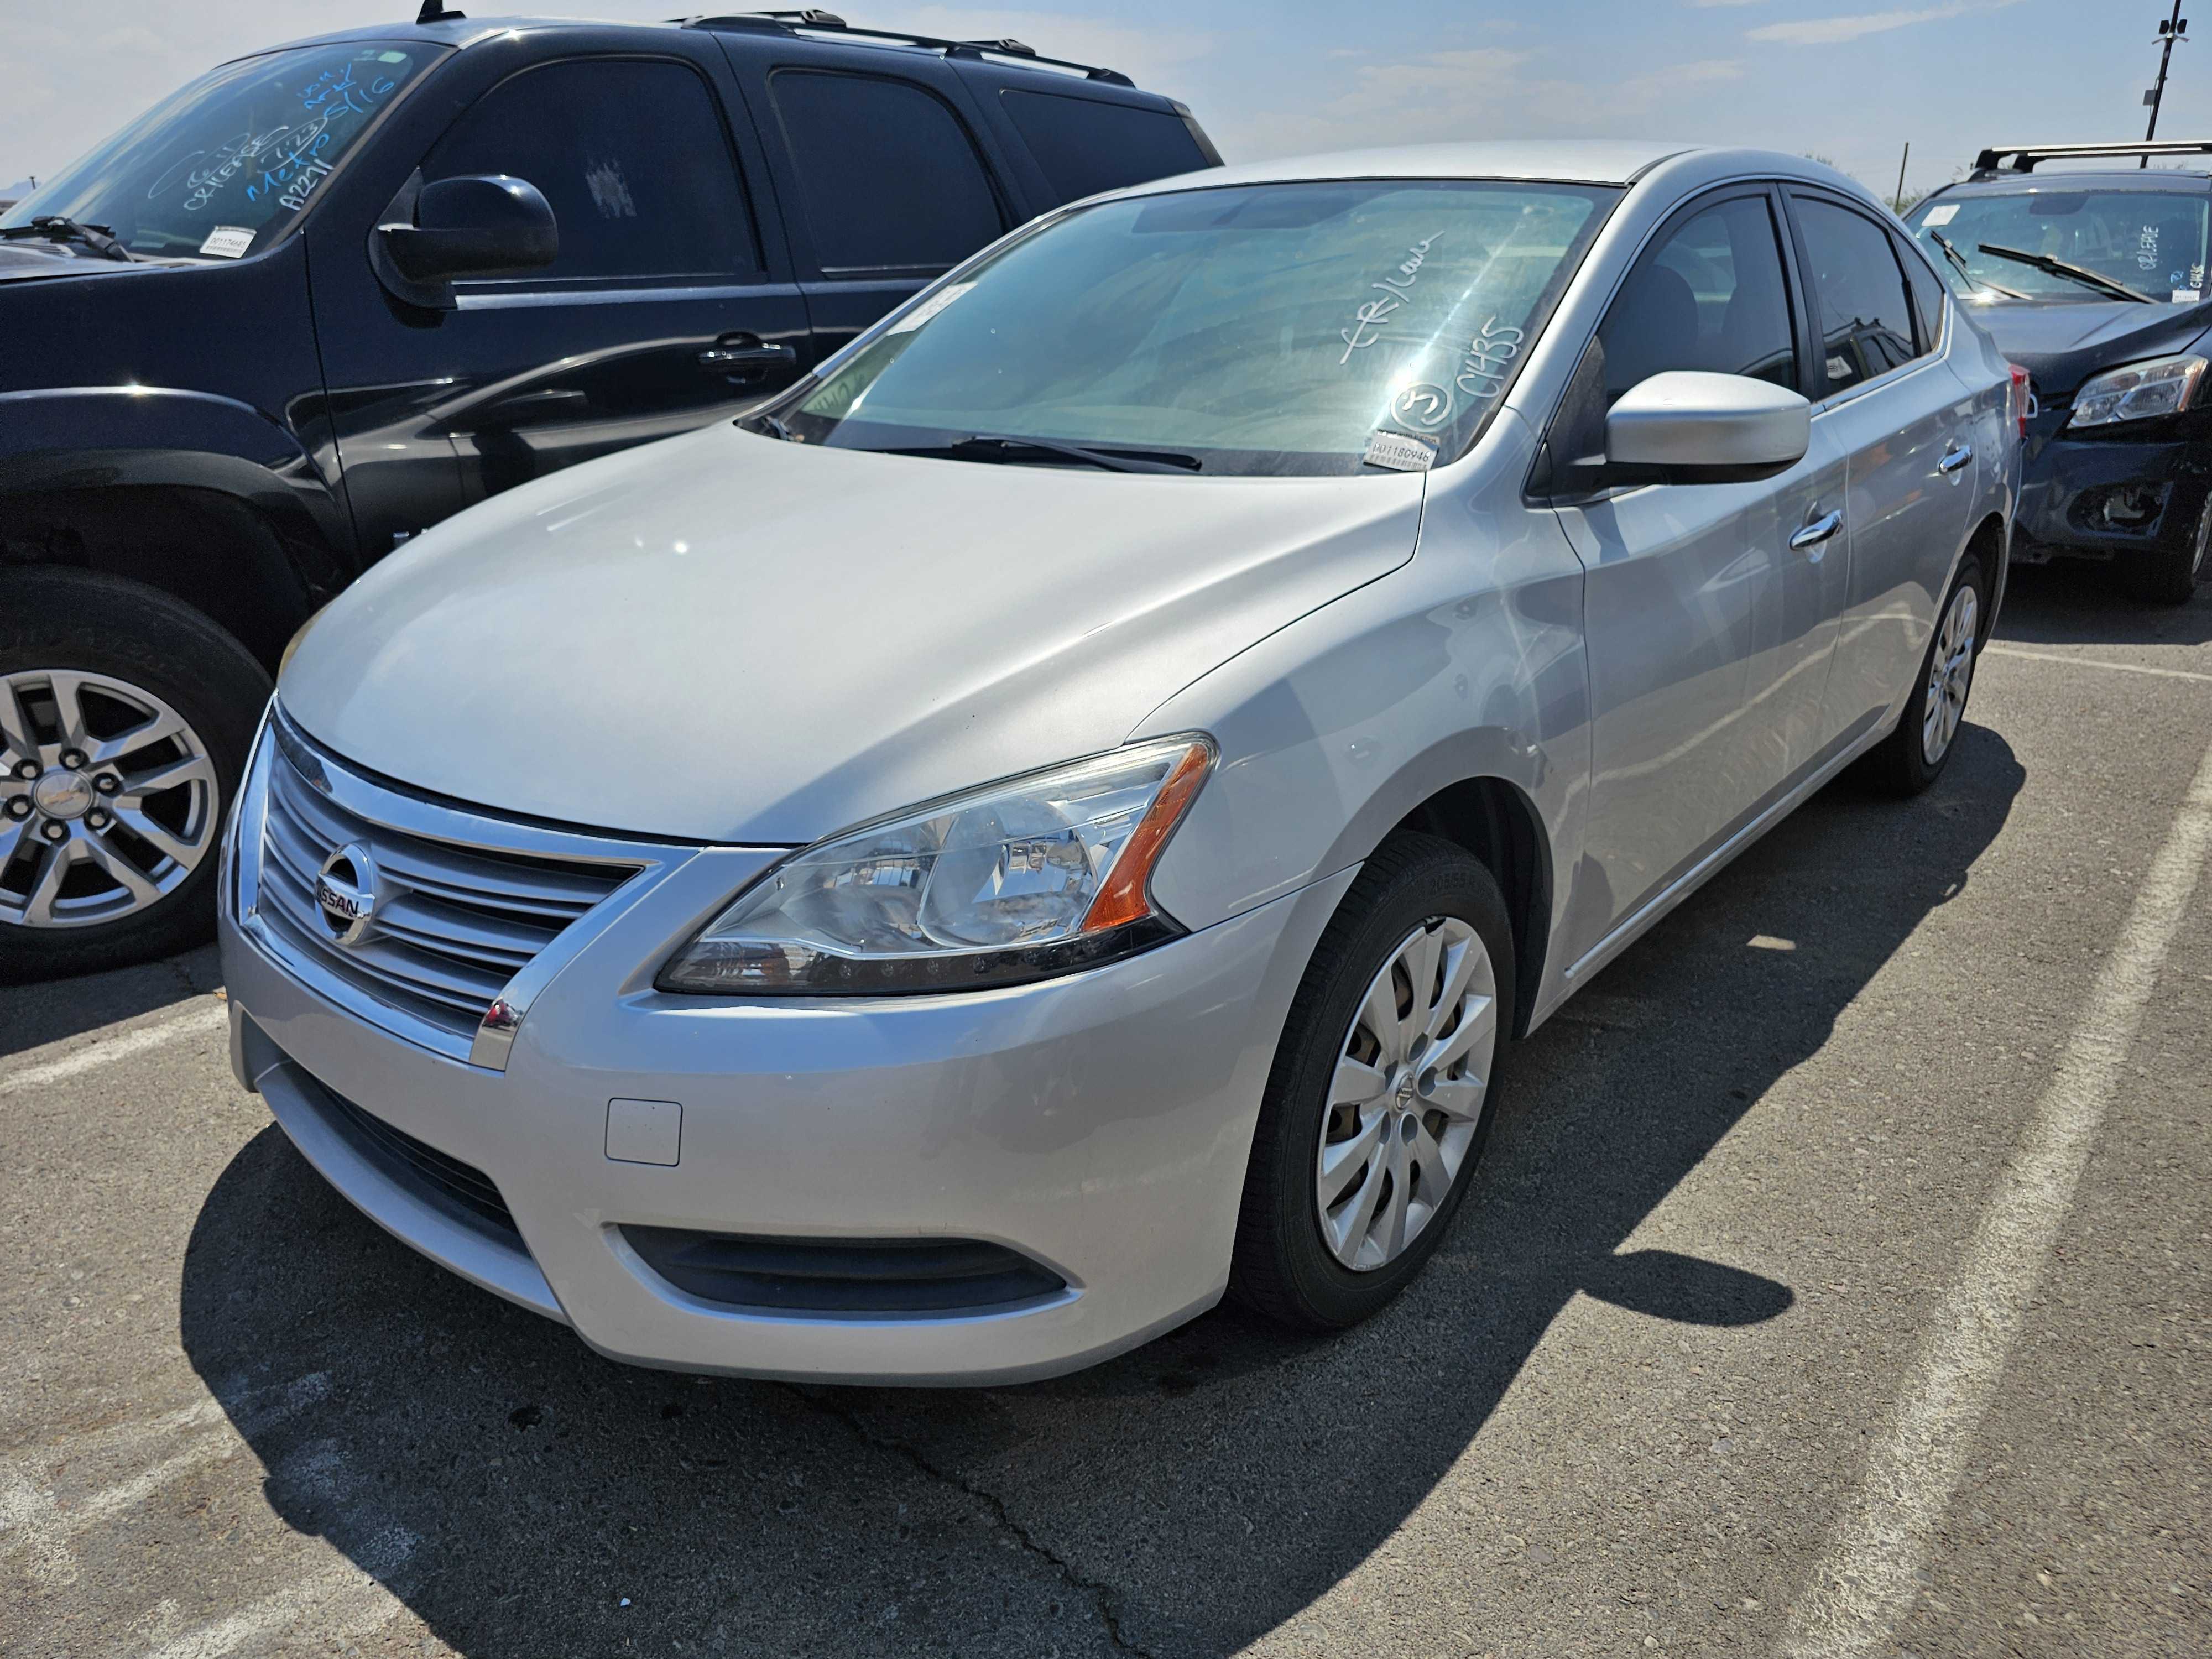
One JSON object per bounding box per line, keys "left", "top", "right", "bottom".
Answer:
{"left": 0, "top": 669, "right": 219, "bottom": 928}
{"left": 1920, "top": 583, "right": 1978, "bottom": 768}
{"left": 1314, "top": 915, "right": 1499, "bottom": 1271}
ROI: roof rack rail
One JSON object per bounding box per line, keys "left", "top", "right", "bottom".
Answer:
{"left": 676, "top": 12, "right": 1136, "bottom": 85}
{"left": 1971, "top": 139, "right": 2212, "bottom": 176}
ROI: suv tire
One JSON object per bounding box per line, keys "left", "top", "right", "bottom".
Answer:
{"left": 0, "top": 568, "right": 271, "bottom": 982}
{"left": 2125, "top": 491, "right": 2211, "bottom": 606}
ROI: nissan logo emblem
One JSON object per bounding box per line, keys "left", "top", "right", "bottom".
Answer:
{"left": 314, "top": 842, "right": 381, "bottom": 946}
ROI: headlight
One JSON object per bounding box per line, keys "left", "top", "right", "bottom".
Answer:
{"left": 657, "top": 735, "right": 1215, "bottom": 995}
{"left": 2068, "top": 353, "right": 2208, "bottom": 428}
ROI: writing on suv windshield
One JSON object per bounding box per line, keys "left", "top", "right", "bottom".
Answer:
{"left": 1911, "top": 187, "right": 2211, "bottom": 303}
{"left": 772, "top": 179, "right": 1619, "bottom": 478}
{"left": 0, "top": 43, "right": 444, "bottom": 259}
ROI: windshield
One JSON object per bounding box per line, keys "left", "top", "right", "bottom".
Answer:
{"left": 773, "top": 179, "right": 1619, "bottom": 477}
{"left": 1908, "top": 186, "right": 2210, "bottom": 302}
{"left": 1, "top": 42, "right": 444, "bottom": 259}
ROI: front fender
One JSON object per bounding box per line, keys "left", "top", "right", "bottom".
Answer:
{"left": 0, "top": 386, "right": 353, "bottom": 597}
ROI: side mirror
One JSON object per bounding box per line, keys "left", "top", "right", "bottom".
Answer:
{"left": 1606, "top": 371, "right": 1810, "bottom": 481}
{"left": 373, "top": 175, "right": 557, "bottom": 307}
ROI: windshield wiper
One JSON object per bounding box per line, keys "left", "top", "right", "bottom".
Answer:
{"left": 891, "top": 434, "right": 1203, "bottom": 475}
{"left": 1975, "top": 241, "right": 2154, "bottom": 304}
{"left": 0, "top": 215, "right": 135, "bottom": 262}
{"left": 743, "top": 409, "right": 797, "bottom": 442}
{"left": 1927, "top": 230, "right": 2029, "bottom": 299}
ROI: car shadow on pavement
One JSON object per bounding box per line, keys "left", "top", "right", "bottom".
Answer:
{"left": 1996, "top": 560, "right": 2212, "bottom": 648}
{"left": 0, "top": 942, "right": 220, "bottom": 1060}
{"left": 177, "top": 726, "right": 2023, "bottom": 1659}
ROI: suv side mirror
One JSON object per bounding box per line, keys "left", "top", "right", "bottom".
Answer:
{"left": 373, "top": 175, "right": 557, "bottom": 307}
{"left": 1606, "top": 371, "right": 1810, "bottom": 481}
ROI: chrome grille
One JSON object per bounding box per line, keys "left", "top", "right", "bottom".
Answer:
{"left": 244, "top": 718, "right": 646, "bottom": 1058}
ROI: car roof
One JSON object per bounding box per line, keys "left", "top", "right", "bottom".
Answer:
{"left": 241, "top": 14, "right": 1155, "bottom": 92}
{"left": 1936, "top": 169, "right": 2212, "bottom": 195}
{"left": 1102, "top": 140, "right": 1868, "bottom": 195}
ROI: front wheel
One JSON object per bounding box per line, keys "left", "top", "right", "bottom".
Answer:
{"left": 1860, "top": 554, "right": 1985, "bottom": 799}
{"left": 2124, "top": 489, "right": 2210, "bottom": 606}
{"left": 1231, "top": 833, "right": 1516, "bottom": 1332}
{"left": 0, "top": 568, "right": 272, "bottom": 982}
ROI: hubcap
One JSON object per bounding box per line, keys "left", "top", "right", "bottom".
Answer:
{"left": 0, "top": 670, "right": 218, "bottom": 930}
{"left": 1921, "top": 584, "right": 1978, "bottom": 767}
{"left": 1314, "top": 915, "right": 1499, "bottom": 1272}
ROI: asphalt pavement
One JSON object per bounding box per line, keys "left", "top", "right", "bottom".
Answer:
{"left": 2, "top": 562, "right": 2208, "bottom": 1659}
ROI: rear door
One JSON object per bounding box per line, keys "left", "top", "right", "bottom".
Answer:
{"left": 719, "top": 39, "right": 1016, "bottom": 361}
{"left": 1781, "top": 189, "right": 1979, "bottom": 754}
{"left": 309, "top": 33, "right": 807, "bottom": 556}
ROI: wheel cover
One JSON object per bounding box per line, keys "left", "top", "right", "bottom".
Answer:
{"left": 1920, "top": 583, "right": 1978, "bottom": 767}
{"left": 1313, "top": 915, "right": 1499, "bottom": 1272}
{"left": 0, "top": 669, "right": 218, "bottom": 930}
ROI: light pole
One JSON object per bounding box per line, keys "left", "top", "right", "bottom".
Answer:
{"left": 2145, "top": 0, "right": 2189, "bottom": 166}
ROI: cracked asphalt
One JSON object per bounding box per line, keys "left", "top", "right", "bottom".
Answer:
{"left": 3, "top": 562, "right": 2208, "bottom": 1658}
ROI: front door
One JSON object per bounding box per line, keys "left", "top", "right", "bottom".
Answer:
{"left": 309, "top": 43, "right": 807, "bottom": 560}
{"left": 1551, "top": 186, "right": 1830, "bottom": 935}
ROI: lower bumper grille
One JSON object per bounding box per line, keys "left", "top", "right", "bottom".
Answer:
{"left": 299, "top": 1071, "right": 521, "bottom": 1245}
{"left": 620, "top": 1227, "right": 1066, "bottom": 1314}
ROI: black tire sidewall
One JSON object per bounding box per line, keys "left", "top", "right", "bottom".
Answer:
{"left": 1234, "top": 834, "right": 1517, "bottom": 1330}
{"left": 0, "top": 568, "right": 272, "bottom": 981}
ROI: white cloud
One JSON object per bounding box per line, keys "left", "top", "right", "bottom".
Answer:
{"left": 1746, "top": 2, "right": 2017, "bottom": 46}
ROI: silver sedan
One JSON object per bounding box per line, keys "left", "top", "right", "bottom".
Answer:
{"left": 220, "top": 140, "right": 2019, "bottom": 1383}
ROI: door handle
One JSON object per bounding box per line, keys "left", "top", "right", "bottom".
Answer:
{"left": 1790, "top": 509, "right": 1843, "bottom": 553}
{"left": 1938, "top": 442, "right": 1973, "bottom": 474}
{"left": 698, "top": 342, "right": 797, "bottom": 373}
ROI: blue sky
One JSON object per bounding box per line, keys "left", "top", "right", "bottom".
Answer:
{"left": 6, "top": 1, "right": 2208, "bottom": 201}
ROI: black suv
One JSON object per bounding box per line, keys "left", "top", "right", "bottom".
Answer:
{"left": 1903, "top": 140, "right": 2212, "bottom": 606}
{"left": 0, "top": 8, "right": 1219, "bottom": 979}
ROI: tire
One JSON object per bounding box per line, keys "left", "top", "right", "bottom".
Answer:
{"left": 2124, "top": 489, "right": 2211, "bottom": 606}
{"left": 1231, "top": 832, "right": 1516, "bottom": 1332}
{"left": 0, "top": 567, "right": 272, "bottom": 982}
{"left": 1860, "top": 553, "right": 1986, "bottom": 799}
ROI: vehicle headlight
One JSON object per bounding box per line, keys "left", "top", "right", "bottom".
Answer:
{"left": 2068, "top": 353, "right": 2208, "bottom": 428}
{"left": 656, "top": 735, "right": 1215, "bottom": 995}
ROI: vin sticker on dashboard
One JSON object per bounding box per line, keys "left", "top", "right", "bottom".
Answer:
{"left": 199, "top": 226, "right": 254, "bottom": 259}
{"left": 1364, "top": 429, "right": 1438, "bottom": 472}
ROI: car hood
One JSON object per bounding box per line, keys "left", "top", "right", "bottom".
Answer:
{"left": 280, "top": 422, "right": 1428, "bottom": 844}
{"left": 1965, "top": 295, "right": 2212, "bottom": 398}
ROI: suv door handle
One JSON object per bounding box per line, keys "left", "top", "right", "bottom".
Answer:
{"left": 698, "top": 342, "right": 797, "bottom": 373}
{"left": 1790, "top": 509, "right": 1843, "bottom": 553}
{"left": 1938, "top": 442, "right": 1973, "bottom": 474}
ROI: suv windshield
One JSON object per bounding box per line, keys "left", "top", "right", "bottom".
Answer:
{"left": 772, "top": 179, "right": 1619, "bottom": 477}
{"left": 1, "top": 42, "right": 444, "bottom": 259}
{"left": 1908, "top": 186, "right": 2211, "bottom": 302}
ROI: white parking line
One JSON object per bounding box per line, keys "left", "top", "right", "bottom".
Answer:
{"left": 136, "top": 1529, "right": 418, "bottom": 1659}
{"left": 1985, "top": 643, "right": 2212, "bottom": 685}
{"left": 0, "top": 1001, "right": 226, "bottom": 1098}
{"left": 1781, "top": 734, "right": 2212, "bottom": 1657}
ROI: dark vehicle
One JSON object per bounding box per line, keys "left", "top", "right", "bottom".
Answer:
{"left": 0, "top": 8, "right": 1220, "bottom": 979}
{"left": 1904, "top": 139, "right": 2212, "bottom": 606}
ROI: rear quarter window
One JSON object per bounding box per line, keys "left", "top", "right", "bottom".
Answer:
{"left": 998, "top": 89, "right": 1210, "bottom": 202}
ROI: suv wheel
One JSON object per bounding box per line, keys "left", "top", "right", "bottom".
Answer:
{"left": 1231, "top": 833, "right": 1516, "bottom": 1331}
{"left": 0, "top": 568, "right": 272, "bottom": 982}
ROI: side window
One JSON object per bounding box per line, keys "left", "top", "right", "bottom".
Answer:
{"left": 768, "top": 71, "right": 1003, "bottom": 275}
{"left": 1597, "top": 192, "right": 1797, "bottom": 404}
{"left": 1894, "top": 231, "right": 1949, "bottom": 353}
{"left": 998, "top": 90, "right": 1209, "bottom": 202}
{"left": 1792, "top": 197, "right": 1920, "bottom": 393}
{"left": 422, "top": 58, "right": 759, "bottom": 281}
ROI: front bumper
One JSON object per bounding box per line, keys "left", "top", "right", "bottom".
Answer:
{"left": 220, "top": 842, "right": 1351, "bottom": 1386}
{"left": 2014, "top": 408, "right": 2212, "bottom": 565}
